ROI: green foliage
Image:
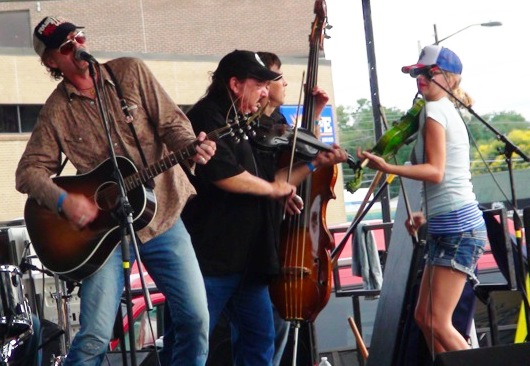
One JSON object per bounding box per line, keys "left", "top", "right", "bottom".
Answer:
{"left": 467, "top": 110, "right": 528, "bottom": 142}
{"left": 471, "top": 129, "right": 530, "bottom": 175}
{"left": 338, "top": 99, "right": 409, "bottom": 198}
{"left": 337, "top": 102, "right": 529, "bottom": 198}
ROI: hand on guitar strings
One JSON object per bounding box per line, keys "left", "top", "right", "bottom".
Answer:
{"left": 62, "top": 192, "right": 99, "bottom": 229}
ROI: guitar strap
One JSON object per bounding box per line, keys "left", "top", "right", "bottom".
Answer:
{"left": 56, "top": 64, "right": 155, "bottom": 191}
{"left": 104, "top": 64, "right": 155, "bottom": 189}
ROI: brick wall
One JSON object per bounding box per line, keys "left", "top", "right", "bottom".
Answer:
{"left": 1, "top": 0, "right": 314, "bottom": 56}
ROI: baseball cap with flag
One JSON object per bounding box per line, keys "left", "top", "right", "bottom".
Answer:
{"left": 401, "top": 45, "right": 463, "bottom": 75}
{"left": 33, "top": 16, "right": 84, "bottom": 57}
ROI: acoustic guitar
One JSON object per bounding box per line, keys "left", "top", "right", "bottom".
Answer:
{"left": 24, "top": 122, "right": 238, "bottom": 281}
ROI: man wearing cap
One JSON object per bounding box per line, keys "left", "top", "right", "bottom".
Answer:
{"left": 182, "top": 50, "right": 346, "bottom": 365}
{"left": 16, "top": 16, "right": 216, "bottom": 365}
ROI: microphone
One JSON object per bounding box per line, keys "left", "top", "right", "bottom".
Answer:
{"left": 402, "top": 65, "right": 439, "bottom": 78}
{"left": 75, "top": 48, "right": 97, "bottom": 63}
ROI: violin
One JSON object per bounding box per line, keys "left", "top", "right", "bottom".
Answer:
{"left": 346, "top": 98, "right": 425, "bottom": 193}
{"left": 332, "top": 98, "right": 426, "bottom": 267}
{"left": 249, "top": 122, "right": 320, "bottom": 160}
{"left": 248, "top": 121, "right": 362, "bottom": 191}
{"left": 368, "top": 98, "right": 425, "bottom": 160}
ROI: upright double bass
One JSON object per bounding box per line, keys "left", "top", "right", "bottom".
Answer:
{"left": 269, "top": 0, "right": 334, "bottom": 332}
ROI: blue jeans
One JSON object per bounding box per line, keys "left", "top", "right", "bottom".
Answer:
{"left": 272, "top": 305, "right": 290, "bottom": 366}
{"left": 206, "top": 274, "right": 275, "bottom": 366}
{"left": 64, "top": 218, "right": 209, "bottom": 366}
{"left": 427, "top": 223, "right": 487, "bottom": 286}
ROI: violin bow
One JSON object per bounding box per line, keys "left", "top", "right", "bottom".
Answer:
{"left": 279, "top": 71, "right": 307, "bottom": 219}
{"left": 330, "top": 102, "right": 423, "bottom": 264}
{"left": 330, "top": 170, "right": 393, "bottom": 265}
{"left": 378, "top": 104, "right": 419, "bottom": 244}
{"left": 330, "top": 169, "right": 383, "bottom": 265}
{"left": 285, "top": 70, "right": 306, "bottom": 183}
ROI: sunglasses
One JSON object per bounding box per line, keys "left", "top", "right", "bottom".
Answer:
{"left": 58, "top": 31, "right": 86, "bottom": 55}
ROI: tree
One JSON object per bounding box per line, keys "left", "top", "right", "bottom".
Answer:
{"left": 467, "top": 110, "right": 528, "bottom": 143}
{"left": 471, "top": 129, "right": 530, "bottom": 175}
{"left": 337, "top": 99, "right": 412, "bottom": 197}
{"left": 337, "top": 104, "right": 529, "bottom": 196}
{"left": 337, "top": 98, "right": 409, "bottom": 154}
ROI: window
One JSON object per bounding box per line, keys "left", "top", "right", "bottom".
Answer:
{"left": 19, "top": 105, "right": 41, "bottom": 132}
{"left": 0, "top": 105, "right": 42, "bottom": 133}
{"left": 0, "top": 105, "right": 18, "bottom": 132}
{"left": 0, "top": 10, "right": 31, "bottom": 48}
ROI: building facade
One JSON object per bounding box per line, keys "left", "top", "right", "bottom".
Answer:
{"left": 0, "top": 0, "right": 346, "bottom": 223}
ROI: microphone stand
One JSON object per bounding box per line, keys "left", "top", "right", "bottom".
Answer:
{"left": 88, "top": 60, "right": 150, "bottom": 366}
{"left": 430, "top": 75, "right": 530, "bottom": 340}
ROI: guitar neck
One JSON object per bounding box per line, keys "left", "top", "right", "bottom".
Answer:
{"left": 124, "top": 127, "right": 227, "bottom": 191}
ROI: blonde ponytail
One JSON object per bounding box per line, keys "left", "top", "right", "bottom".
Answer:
{"left": 446, "top": 73, "right": 474, "bottom": 109}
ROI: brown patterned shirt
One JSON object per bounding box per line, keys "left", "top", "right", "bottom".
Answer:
{"left": 16, "top": 57, "right": 197, "bottom": 243}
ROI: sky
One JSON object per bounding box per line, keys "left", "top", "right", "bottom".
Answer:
{"left": 324, "top": 0, "right": 530, "bottom": 121}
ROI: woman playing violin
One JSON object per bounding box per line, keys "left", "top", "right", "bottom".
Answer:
{"left": 358, "top": 45, "right": 487, "bottom": 357}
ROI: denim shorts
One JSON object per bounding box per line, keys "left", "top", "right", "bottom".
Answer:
{"left": 426, "top": 223, "right": 487, "bottom": 285}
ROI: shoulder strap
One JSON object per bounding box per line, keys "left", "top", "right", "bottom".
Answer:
{"left": 104, "top": 64, "right": 155, "bottom": 188}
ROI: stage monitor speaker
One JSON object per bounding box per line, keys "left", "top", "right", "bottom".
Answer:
{"left": 433, "top": 342, "right": 530, "bottom": 366}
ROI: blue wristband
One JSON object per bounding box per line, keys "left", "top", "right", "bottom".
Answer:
{"left": 57, "top": 192, "right": 67, "bottom": 214}
{"left": 306, "top": 161, "right": 317, "bottom": 172}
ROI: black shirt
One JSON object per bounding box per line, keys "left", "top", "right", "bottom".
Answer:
{"left": 246, "top": 109, "right": 289, "bottom": 275}
{"left": 183, "top": 96, "right": 280, "bottom": 276}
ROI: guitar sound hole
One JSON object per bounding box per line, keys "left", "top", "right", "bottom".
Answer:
{"left": 95, "top": 182, "right": 120, "bottom": 211}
